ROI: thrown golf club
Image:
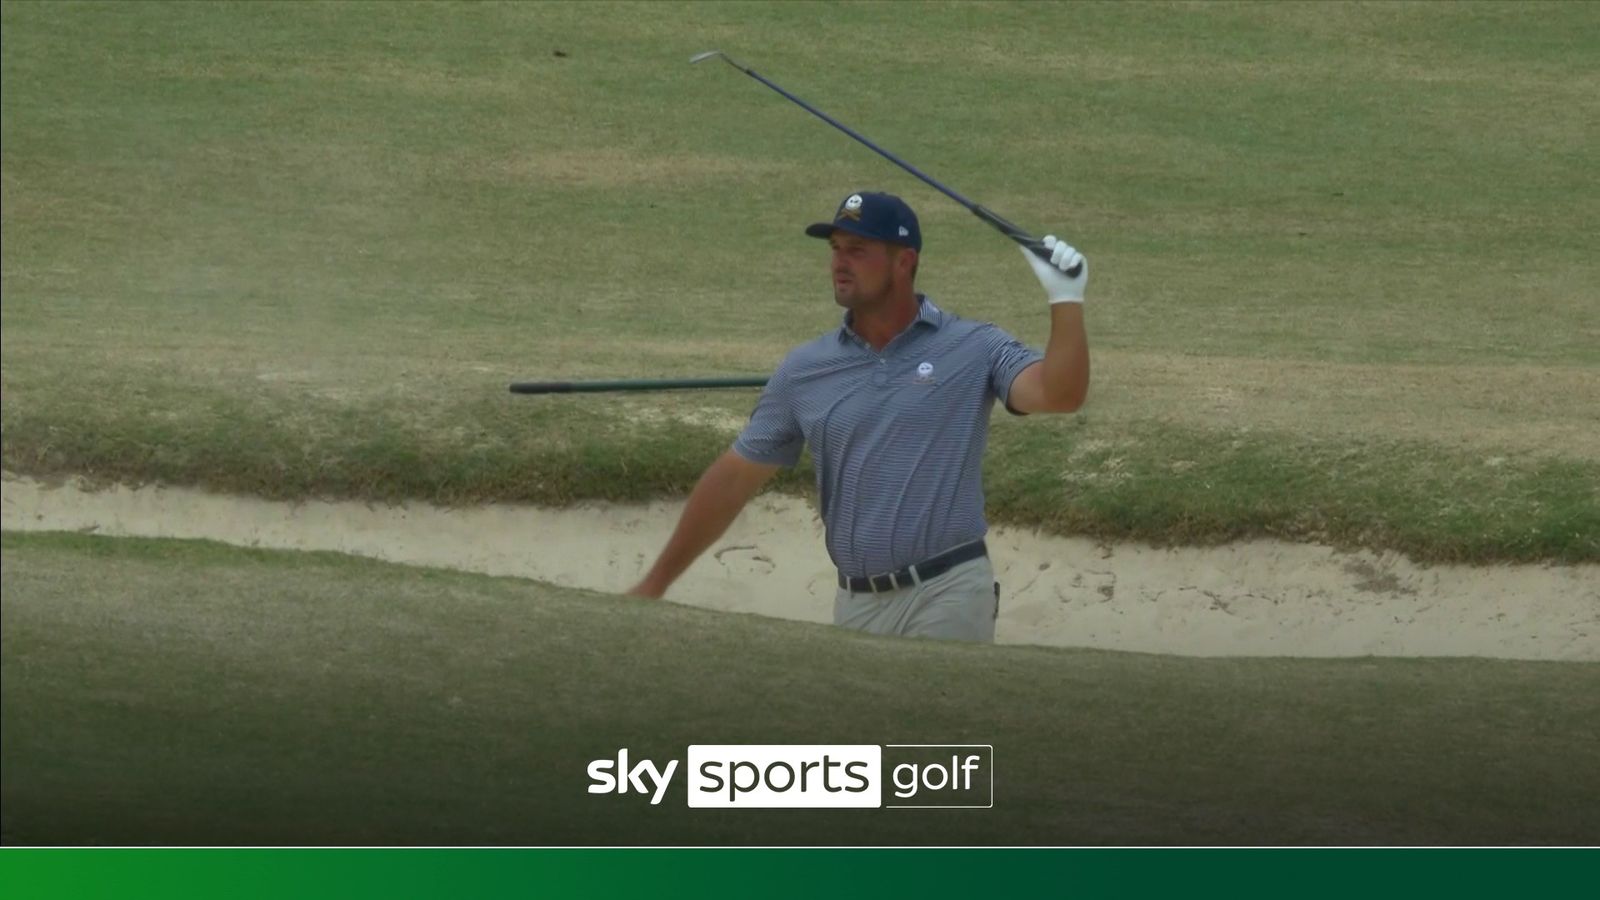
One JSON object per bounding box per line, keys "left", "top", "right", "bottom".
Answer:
{"left": 510, "top": 376, "right": 768, "bottom": 395}
{"left": 691, "top": 49, "right": 1082, "bottom": 276}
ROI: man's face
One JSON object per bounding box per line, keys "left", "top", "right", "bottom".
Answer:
{"left": 828, "top": 232, "right": 910, "bottom": 309}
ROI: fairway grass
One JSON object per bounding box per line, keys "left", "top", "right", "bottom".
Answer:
{"left": 4, "top": 531, "right": 1598, "bottom": 846}
{"left": 3, "top": 1, "right": 1598, "bottom": 561}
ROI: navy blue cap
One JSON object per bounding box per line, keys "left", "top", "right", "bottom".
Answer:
{"left": 805, "top": 191, "right": 921, "bottom": 252}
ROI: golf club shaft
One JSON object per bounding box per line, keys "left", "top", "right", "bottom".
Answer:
{"left": 699, "top": 52, "right": 1082, "bottom": 277}
{"left": 725, "top": 61, "right": 974, "bottom": 212}
{"left": 510, "top": 377, "right": 768, "bottom": 395}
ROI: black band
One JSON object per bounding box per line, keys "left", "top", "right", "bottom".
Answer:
{"left": 838, "top": 540, "right": 988, "bottom": 594}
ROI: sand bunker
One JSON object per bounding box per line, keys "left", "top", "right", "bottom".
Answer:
{"left": 3, "top": 474, "right": 1595, "bottom": 661}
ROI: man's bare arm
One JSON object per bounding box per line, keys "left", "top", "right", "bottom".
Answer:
{"left": 1011, "top": 234, "right": 1090, "bottom": 414}
{"left": 1007, "top": 302, "right": 1089, "bottom": 414}
{"left": 628, "top": 450, "right": 782, "bottom": 598}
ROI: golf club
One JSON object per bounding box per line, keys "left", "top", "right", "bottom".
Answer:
{"left": 691, "top": 49, "right": 1083, "bottom": 277}
{"left": 510, "top": 376, "right": 769, "bottom": 395}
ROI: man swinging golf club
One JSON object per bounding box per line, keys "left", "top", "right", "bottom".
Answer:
{"left": 629, "top": 191, "right": 1089, "bottom": 642}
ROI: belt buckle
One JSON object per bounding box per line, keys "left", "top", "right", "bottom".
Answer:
{"left": 869, "top": 572, "right": 897, "bottom": 593}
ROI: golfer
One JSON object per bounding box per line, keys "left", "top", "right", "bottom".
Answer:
{"left": 629, "top": 191, "right": 1089, "bottom": 642}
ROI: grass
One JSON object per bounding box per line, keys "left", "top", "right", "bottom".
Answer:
{"left": 4, "top": 530, "right": 1599, "bottom": 846}
{"left": 2, "top": 1, "right": 1598, "bottom": 561}
{"left": 4, "top": 377, "right": 1596, "bottom": 562}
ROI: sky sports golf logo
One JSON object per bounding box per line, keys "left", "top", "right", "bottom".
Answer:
{"left": 587, "top": 744, "right": 993, "bottom": 809}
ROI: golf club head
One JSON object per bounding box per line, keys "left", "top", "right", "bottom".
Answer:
{"left": 690, "top": 49, "right": 748, "bottom": 71}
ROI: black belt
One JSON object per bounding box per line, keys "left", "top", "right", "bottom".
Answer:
{"left": 838, "top": 540, "right": 988, "bottom": 594}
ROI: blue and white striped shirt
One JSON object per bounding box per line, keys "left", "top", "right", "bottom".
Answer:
{"left": 733, "top": 296, "right": 1043, "bottom": 577}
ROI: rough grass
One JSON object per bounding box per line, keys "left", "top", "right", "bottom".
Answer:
{"left": 4, "top": 371, "right": 1597, "bottom": 563}
{"left": 3, "top": 1, "right": 1598, "bottom": 560}
{"left": 5, "top": 531, "right": 1599, "bottom": 846}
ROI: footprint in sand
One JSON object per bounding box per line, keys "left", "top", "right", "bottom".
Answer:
{"left": 712, "top": 544, "right": 777, "bottom": 577}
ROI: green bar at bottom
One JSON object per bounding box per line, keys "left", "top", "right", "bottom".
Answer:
{"left": 0, "top": 849, "right": 1594, "bottom": 900}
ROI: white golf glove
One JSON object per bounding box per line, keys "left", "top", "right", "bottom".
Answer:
{"left": 1021, "top": 235, "right": 1087, "bottom": 304}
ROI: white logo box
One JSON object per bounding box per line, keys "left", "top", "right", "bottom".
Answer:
{"left": 686, "top": 745, "right": 882, "bottom": 808}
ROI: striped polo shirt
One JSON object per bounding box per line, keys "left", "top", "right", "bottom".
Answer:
{"left": 732, "top": 296, "right": 1043, "bottom": 578}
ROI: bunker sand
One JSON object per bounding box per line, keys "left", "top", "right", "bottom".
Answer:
{"left": 3, "top": 474, "right": 1594, "bottom": 662}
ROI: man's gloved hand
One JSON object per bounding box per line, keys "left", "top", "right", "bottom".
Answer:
{"left": 1021, "top": 235, "right": 1087, "bottom": 304}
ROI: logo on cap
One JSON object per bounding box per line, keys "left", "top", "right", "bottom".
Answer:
{"left": 805, "top": 191, "right": 921, "bottom": 252}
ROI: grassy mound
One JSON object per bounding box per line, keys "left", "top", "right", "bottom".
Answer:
{"left": 5, "top": 531, "right": 1597, "bottom": 845}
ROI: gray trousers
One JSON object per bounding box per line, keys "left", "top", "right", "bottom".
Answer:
{"left": 833, "top": 556, "right": 998, "bottom": 642}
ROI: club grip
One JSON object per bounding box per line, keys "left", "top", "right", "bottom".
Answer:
{"left": 971, "top": 205, "right": 1084, "bottom": 278}
{"left": 509, "top": 382, "right": 574, "bottom": 394}
{"left": 1021, "top": 239, "right": 1086, "bottom": 279}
